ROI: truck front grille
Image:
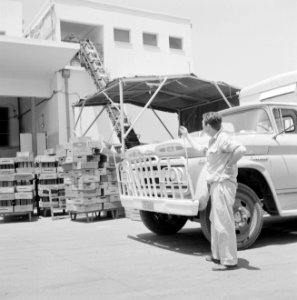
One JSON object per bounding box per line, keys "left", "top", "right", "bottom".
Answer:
{"left": 117, "top": 155, "right": 192, "bottom": 200}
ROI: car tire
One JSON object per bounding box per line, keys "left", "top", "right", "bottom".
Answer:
{"left": 200, "top": 182, "right": 263, "bottom": 250}
{"left": 140, "top": 210, "right": 188, "bottom": 235}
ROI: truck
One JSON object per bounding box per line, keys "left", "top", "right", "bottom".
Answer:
{"left": 117, "top": 70, "right": 297, "bottom": 249}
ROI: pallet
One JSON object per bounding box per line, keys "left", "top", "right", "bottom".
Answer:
{"left": 68, "top": 210, "right": 101, "bottom": 222}
{"left": 68, "top": 207, "right": 125, "bottom": 222}
{"left": 0, "top": 211, "right": 32, "bottom": 221}
{"left": 41, "top": 207, "right": 66, "bottom": 217}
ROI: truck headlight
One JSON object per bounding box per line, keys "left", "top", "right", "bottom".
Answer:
{"left": 162, "top": 167, "right": 185, "bottom": 183}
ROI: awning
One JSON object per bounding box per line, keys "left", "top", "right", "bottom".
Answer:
{"left": 0, "top": 36, "right": 79, "bottom": 80}
{"left": 76, "top": 74, "right": 240, "bottom": 113}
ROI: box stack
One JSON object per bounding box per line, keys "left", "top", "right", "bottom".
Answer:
{"left": 60, "top": 138, "right": 124, "bottom": 221}
{"left": 35, "top": 155, "right": 65, "bottom": 215}
{"left": 99, "top": 153, "right": 125, "bottom": 218}
{"left": 0, "top": 158, "right": 15, "bottom": 214}
{"left": 14, "top": 152, "right": 35, "bottom": 214}
{"left": 62, "top": 140, "right": 103, "bottom": 218}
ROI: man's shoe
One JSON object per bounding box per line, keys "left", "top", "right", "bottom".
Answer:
{"left": 212, "top": 264, "right": 238, "bottom": 271}
{"left": 205, "top": 255, "right": 220, "bottom": 264}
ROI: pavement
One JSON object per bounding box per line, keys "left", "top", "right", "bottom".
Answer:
{"left": 1, "top": 213, "right": 297, "bottom": 300}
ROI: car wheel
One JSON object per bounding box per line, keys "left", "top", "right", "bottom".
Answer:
{"left": 200, "top": 182, "right": 263, "bottom": 250}
{"left": 140, "top": 210, "right": 188, "bottom": 235}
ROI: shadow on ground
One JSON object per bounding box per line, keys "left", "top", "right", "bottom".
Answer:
{"left": 253, "top": 216, "right": 297, "bottom": 249}
{"left": 0, "top": 214, "right": 39, "bottom": 223}
{"left": 128, "top": 227, "right": 209, "bottom": 257}
{"left": 128, "top": 216, "right": 297, "bottom": 270}
{"left": 128, "top": 228, "right": 261, "bottom": 270}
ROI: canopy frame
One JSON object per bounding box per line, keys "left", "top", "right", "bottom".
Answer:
{"left": 73, "top": 74, "right": 239, "bottom": 153}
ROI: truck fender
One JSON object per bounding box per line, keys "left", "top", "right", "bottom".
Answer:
{"left": 238, "top": 158, "right": 281, "bottom": 213}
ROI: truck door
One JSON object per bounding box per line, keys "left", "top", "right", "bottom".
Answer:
{"left": 269, "top": 107, "right": 297, "bottom": 211}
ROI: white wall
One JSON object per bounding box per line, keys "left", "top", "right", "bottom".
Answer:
{"left": 0, "top": 1, "right": 23, "bottom": 37}
{"left": 54, "top": 1, "right": 193, "bottom": 78}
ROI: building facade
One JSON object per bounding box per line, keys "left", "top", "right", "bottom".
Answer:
{"left": 0, "top": 0, "right": 194, "bottom": 156}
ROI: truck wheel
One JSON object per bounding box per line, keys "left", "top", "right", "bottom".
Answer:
{"left": 140, "top": 211, "right": 188, "bottom": 235}
{"left": 200, "top": 183, "right": 263, "bottom": 250}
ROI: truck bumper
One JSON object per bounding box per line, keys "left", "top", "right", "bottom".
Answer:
{"left": 120, "top": 196, "right": 199, "bottom": 217}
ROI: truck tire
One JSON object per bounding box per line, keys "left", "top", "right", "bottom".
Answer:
{"left": 140, "top": 211, "right": 188, "bottom": 235}
{"left": 200, "top": 183, "right": 263, "bottom": 250}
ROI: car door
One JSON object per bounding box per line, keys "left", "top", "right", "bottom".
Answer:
{"left": 268, "top": 106, "right": 297, "bottom": 211}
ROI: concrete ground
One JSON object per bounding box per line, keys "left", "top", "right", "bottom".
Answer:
{"left": 0, "top": 213, "right": 297, "bottom": 300}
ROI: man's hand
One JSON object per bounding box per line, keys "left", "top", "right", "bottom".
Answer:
{"left": 179, "top": 126, "right": 188, "bottom": 137}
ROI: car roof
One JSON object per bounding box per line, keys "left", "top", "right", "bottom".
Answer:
{"left": 220, "top": 101, "right": 297, "bottom": 114}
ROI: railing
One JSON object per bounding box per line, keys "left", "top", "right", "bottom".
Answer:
{"left": 26, "top": 4, "right": 56, "bottom": 41}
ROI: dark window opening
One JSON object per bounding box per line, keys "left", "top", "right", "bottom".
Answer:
{"left": 0, "top": 107, "right": 9, "bottom": 146}
{"left": 169, "top": 36, "right": 183, "bottom": 50}
{"left": 143, "top": 33, "right": 158, "bottom": 46}
{"left": 114, "top": 28, "right": 130, "bottom": 43}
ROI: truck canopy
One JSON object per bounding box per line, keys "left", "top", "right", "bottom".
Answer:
{"left": 75, "top": 74, "right": 240, "bottom": 146}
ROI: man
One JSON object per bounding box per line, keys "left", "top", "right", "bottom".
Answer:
{"left": 180, "top": 112, "right": 246, "bottom": 271}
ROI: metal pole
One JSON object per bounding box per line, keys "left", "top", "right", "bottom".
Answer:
{"left": 151, "top": 108, "right": 174, "bottom": 139}
{"left": 124, "top": 77, "right": 167, "bottom": 139}
{"left": 31, "top": 98, "right": 37, "bottom": 156}
{"left": 213, "top": 81, "right": 232, "bottom": 108}
{"left": 62, "top": 69, "right": 71, "bottom": 141}
{"left": 119, "top": 80, "right": 125, "bottom": 153}
{"left": 82, "top": 106, "right": 105, "bottom": 137}
{"left": 73, "top": 99, "right": 86, "bottom": 131}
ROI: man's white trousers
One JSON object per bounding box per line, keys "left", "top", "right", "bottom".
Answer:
{"left": 209, "top": 180, "right": 237, "bottom": 266}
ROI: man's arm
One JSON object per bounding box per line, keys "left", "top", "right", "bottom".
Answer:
{"left": 227, "top": 145, "right": 246, "bottom": 166}
{"left": 179, "top": 126, "right": 206, "bottom": 152}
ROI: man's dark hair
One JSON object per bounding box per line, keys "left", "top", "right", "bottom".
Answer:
{"left": 203, "top": 112, "right": 222, "bottom": 131}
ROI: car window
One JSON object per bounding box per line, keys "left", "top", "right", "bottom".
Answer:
{"left": 273, "top": 108, "right": 297, "bottom": 134}
{"left": 221, "top": 108, "right": 273, "bottom": 134}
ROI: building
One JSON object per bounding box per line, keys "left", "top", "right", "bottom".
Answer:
{"left": 0, "top": 0, "right": 194, "bottom": 156}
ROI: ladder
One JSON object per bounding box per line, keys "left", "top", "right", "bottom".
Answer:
{"left": 105, "top": 104, "right": 140, "bottom": 149}
{"left": 80, "top": 39, "right": 140, "bottom": 148}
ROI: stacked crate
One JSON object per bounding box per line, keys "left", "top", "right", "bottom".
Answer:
{"left": 62, "top": 140, "right": 103, "bottom": 219}
{"left": 60, "top": 139, "right": 124, "bottom": 220}
{"left": 35, "top": 155, "right": 66, "bottom": 215}
{"left": 14, "top": 152, "right": 35, "bottom": 214}
{"left": 0, "top": 158, "right": 15, "bottom": 214}
{"left": 99, "top": 152, "right": 125, "bottom": 218}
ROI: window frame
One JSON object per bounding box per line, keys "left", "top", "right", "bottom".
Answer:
{"left": 169, "top": 36, "right": 183, "bottom": 50}
{"left": 142, "top": 32, "right": 158, "bottom": 47}
{"left": 113, "top": 28, "right": 131, "bottom": 43}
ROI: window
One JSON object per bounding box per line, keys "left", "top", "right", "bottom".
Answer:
{"left": 169, "top": 36, "right": 183, "bottom": 50}
{"left": 273, "top": 108, "right": 297, "bottom": 133}
{"left": 143, "top": 33, "right": 158, "bottom": 46}
{"left": 0, "top": 107, "right": 9, "bottom": 146}
{"left": 114, "top": 28, "right": 130, "bottom": 43}
{"left": 221, "top": 108, "right": 273, "bottom": 134}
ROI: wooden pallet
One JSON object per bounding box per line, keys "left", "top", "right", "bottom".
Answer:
{"left": 69, "top": 207, "right": 125, "bottom": 222}
{"left": 68, "top": 210, "right": 101, "bottom": 222}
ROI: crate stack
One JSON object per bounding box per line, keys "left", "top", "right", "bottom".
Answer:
{"left": 14, "top": 152, "right": 35, "bottom": 216}
{"left": 62, "top": 140, "right": 103, "bottom": 221}
{"left": 0, "top": 158, "right": 16, "bottom": 215}
{"left": 61, "top": 139, "right": 124, "bottom": 221}
{"left": 35, "top": 155, "right": 66, "bottom": 216}
{"left": 99, "top": 151, "right": 125, "bottom": 218}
